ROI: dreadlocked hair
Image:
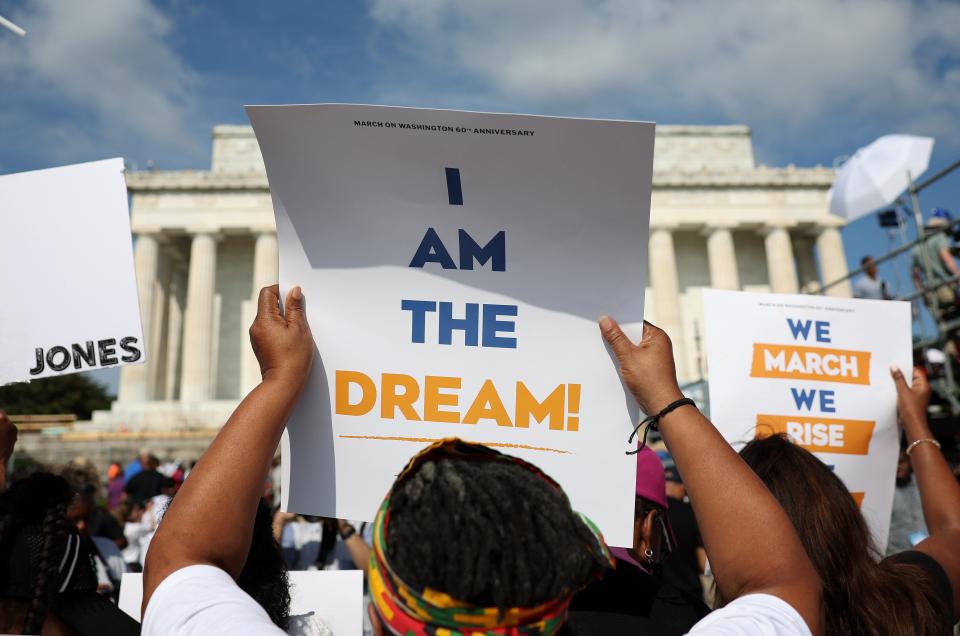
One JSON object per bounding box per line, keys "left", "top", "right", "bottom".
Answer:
{"left": 238, "top": 499, "right": 291, "bottom": 630}
{"left": 0, "top": 472, "right": 76, "bottom": 635}
{"left": 386, "top": 456, "right": 609, "bottom": 613}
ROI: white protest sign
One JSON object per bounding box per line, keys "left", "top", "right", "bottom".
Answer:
{"left": 247, "top": 104, "right": 654, "bottom": 546}
{"left": 703, "top": 289, "right": 911, "bottom": 547}
{"left": 119, "top": 570, "right": 364, "bottom": 634}
{"left": 0, "top": 158, "right": 145, "bottom": 385}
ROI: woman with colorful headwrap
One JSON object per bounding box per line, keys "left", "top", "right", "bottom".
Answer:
{"left": 366, "top": 438, "right": 613, "bottom": 636}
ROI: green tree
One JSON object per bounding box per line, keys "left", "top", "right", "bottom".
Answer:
{"left": 0, "top": 374, "right": 113, "bottom": 420}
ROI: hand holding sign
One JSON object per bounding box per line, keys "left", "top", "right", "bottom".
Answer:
{"left": 890, "top": 365, "right": 931, "bottom": 428}
{"left": 598, "top": 317, "right": 683, "bottom": 415}
{"left": 249, "top": 285, "right": 314, "bottom": 384}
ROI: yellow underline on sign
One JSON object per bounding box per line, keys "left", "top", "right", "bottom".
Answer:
{"left": 337, "top": 435, "right": 572, "bottom": 455}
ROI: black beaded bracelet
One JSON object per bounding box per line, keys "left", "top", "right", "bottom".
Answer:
{"left": 626, "top": 397, "right": 697, "bottom": 455}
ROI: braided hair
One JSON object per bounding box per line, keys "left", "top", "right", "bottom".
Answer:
{"left": 0, "top": 472, "right": 83, "bottom": 634}
{"left": 386, "top": 456, "right": 609, "bottom": 612}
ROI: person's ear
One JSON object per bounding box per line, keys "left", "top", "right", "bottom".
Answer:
{"left": 642, "top": 508, "right": 657, "bottom": 550}
{"left": 369, "top": 602, "right": 385, "bottom": 636}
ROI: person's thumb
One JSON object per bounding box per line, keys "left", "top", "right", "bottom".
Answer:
{"left": 599, "top": 315, "right": 635, "bottom": 360}
{"left": 890, "top": 365, "right": 910, "bottom": 392}
{"left": 284, "top": 286, "right": 305, "bottom": 325}
{"left": 256, "top": 285, "right": 282, "bottom": 321}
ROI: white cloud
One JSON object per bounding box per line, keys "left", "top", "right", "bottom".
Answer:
{"left": 369, "top": 0, "right": 960, "bottom": 142}
{"left": 0, "top": 0, "right": 200, "bottom": 158}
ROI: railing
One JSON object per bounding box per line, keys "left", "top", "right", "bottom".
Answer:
{"left": 812, "top": 158, "right": 960, "bottom": 295}
{"left": 811, "top": 157, "right": 960, "bottom": 409}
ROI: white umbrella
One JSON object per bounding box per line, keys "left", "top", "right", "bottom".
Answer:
{"left": 828, "top": 134, "right": 934, "bottom": 222}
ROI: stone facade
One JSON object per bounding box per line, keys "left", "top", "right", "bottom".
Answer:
{"left": 92, "top": 124, "right": 850, "bottom": 431}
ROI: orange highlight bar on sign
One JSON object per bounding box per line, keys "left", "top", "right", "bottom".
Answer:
{"left": 850, "top": 492, "right": 865, "bottom": 508}
{"left": 750, "top": 343, "right": 871, "bottom": 385}
{"left": 756, "top": 414, "right": 876, "bottom": 455}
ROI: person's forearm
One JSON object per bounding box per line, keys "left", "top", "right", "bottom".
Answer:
{"left": 343, "top": 535, "right": 371, "bottom": 576}
{"left": 941, "top": 249, "right": 960, "bottom": 277}
{"left": 143, "top": 372, "right": 304, "bottom": 606}
{"left": 657, "top": 405, "right": 820, "bottom": 617}
{"left": 273, "top": 511, "right": 296, "bottom": 542}
{"left": 902, "top": 412, "right": 960, "bottom": 534}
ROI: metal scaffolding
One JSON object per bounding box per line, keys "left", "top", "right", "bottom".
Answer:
{"left": 813, "top": 159, "right": 960, "bottom": 411}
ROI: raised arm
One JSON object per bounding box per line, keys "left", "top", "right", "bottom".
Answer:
{"left": 337, "top": 519, "right": 372, "bottom": 577}
{"left": 142, "top": 285, "right": 314, "bottom": 613}
{"left": 600, "top": 317, "right": 822, "bottom": 635}
{"left": 891, "top": 366, "right": 960, "bottom": 615}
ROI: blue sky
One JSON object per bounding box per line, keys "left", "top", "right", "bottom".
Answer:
{"left": 2, "top": 0, "right": 959, "bottom": 392}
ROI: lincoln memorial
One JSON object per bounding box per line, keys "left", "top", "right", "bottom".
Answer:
{"left": 92, "top": 124, "right": 851, "bottom": 431}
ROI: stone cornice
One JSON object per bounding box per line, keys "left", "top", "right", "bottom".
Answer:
{"left": 653, "top": 166, "right": 835, "bottom": 187}
{"left": 656, "top": 124, "right": 751, "bottom": 136}
{"left": 127, "top": 165, "right": 836, "bottom": 192}
{"left": 126, "top": 170, "right": 269, "bottom": 191}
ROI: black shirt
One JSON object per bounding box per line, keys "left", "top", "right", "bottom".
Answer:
{"left": 123, "top": 469, "right": 166, "bottom": 504}
{"left": 86, "top": 506, "right": 123, "bottom": 542}
{"left": 570, "top": 556, "right": 710, "bottom": 635}
{"left": 662, "top": 496, "right": 704, "bottom": 601}
{"left": 883, "top": 550, "right": 955, "bottom": 630}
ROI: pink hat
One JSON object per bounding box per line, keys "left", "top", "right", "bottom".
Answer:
{"left": 635, "top": 447, "right": 668, "bottom": 508}
{"left": 635, "top": 447, "right": 676, "bottom": 552}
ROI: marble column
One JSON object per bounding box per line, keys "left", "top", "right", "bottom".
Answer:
{"left": 793, "top": 236, "right": 820, "bottom": 293}
{"left": 816, "top": 227, "right": 853, "bottom": 297}
{"left": 146, "top": 254, "right": 171, "bottom": 398}
{"left": 241, "top": 232, "right": 280, "bottom": 394}
{"left": 252, "top": 232, "right": 279, "bottom": 292}
{"left": 764, "top": 226, "right": 799, "bottom": 294}
{"left": 180, "top": 233, "right": 218, "bottom": 402}
{"left": 706, "top": 227, "right": 740, "bottom": 290}
{"left": 163, "top": 269, "right": 186, "bottom": 400}
{"left": 649, "top": 229, "right": 689, "bottom": 380}
{"left": 118, "top": 233, "right": 159, "bottom": 402}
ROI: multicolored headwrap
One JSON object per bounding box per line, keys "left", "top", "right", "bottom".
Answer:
{"left": 368, "top": 438, "right": 614, "bottom": 636}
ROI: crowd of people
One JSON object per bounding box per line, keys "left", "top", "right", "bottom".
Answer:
{"left": 1, "top": 284, "right": 959, "bottom": 635}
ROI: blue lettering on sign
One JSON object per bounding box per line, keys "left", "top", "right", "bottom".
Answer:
{"left": 787, "top": 319, "right": 813, "bottom": 341}
{"left": 409, "top": 228, "right": 456, "bottom": 269}
{"left": 409, "top": 228, "right": 506, "bottom": 271}
{"left": 439, "top": 302, "right": 479, "bottom": 346}
{"left": 400, "top": 300, "right": 437, "bottom": 343}
{"left": 786, "top": 318, "right": 832, "bottom": 343}
{"left": 445, "top": 167, "right": 463, "bottom": 205}
{"left": 815, "top": 321, "right": 831, "bottom": 342}
{"left": 791, "top": 387, "right": 816, "bottom": 410}
{"left": 482, "top": 304, "right": 518, "bottom": 348}
{"left": 789, "top": 387, "right": 837, "bottom": 412}
{"left": 459, "top": 229, "right": 505, "bottom": 271}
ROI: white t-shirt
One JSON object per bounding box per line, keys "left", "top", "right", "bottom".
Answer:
{"left": 143, "top": 565, "right": 284, "bottom": 635}
{"left": 144, "top": 566, "right": 810, "bottom": 636}
{"left": 687, "top": 594, "right": 812, "bottom": 635}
